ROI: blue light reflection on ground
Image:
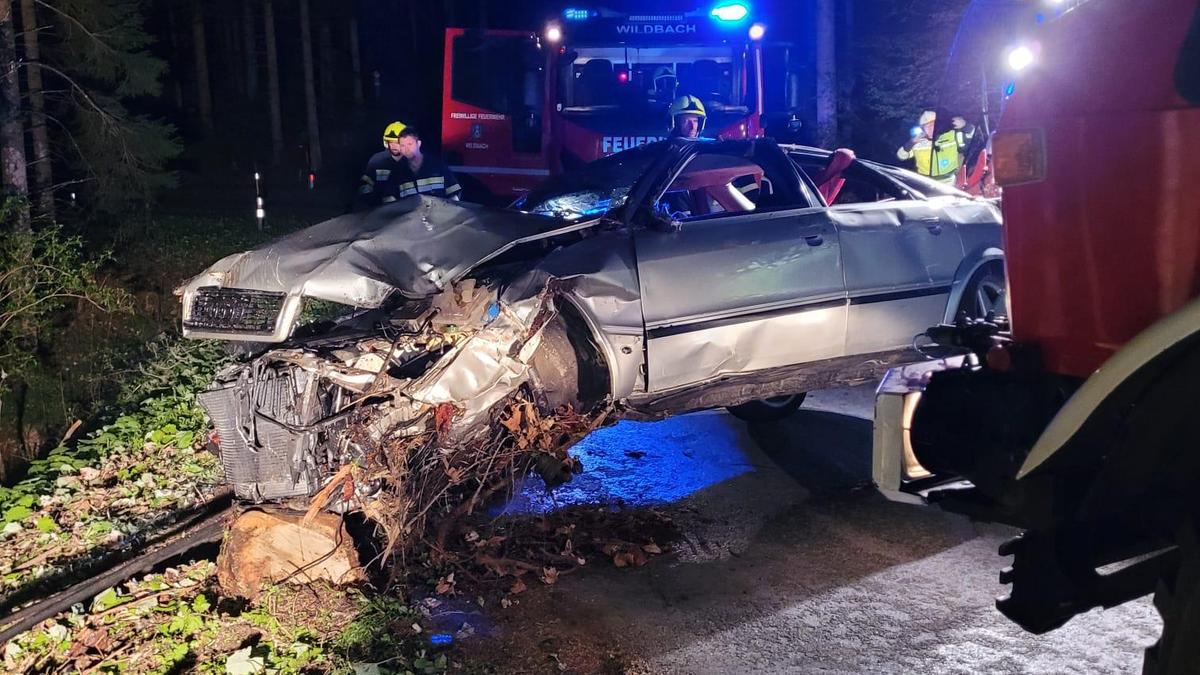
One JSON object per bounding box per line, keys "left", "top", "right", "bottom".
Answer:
{"left": 498, "top": 411, "right": 756, "bottom": 515}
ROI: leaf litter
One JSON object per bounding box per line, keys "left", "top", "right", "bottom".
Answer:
{"left": 4, "top": 372, "right": 682, "bottom": 674}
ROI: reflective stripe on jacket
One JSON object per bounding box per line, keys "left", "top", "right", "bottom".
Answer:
{"left": 897, "top": 129, "right": 963, "bottom": 179}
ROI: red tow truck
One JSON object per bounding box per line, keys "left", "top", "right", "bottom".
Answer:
{"left": 873, "top": 0, "right": 1200, "bottom": 671}
{"left": 441, "top": 3, "right": 766, "bottom": 202}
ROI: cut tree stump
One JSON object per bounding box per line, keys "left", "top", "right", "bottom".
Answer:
{"left": 217, "top": 509, "right": 364, "bottom": 600}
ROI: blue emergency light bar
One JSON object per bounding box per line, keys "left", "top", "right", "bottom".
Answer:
{"left": 710, "top": 2, "right": 750, "bottom": 22}
{"left": 563, "top": 7, "right": 593, "bottom": 21}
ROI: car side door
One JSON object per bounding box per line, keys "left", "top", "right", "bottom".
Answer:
{"left": 793, "top": 154, "right": 966, "bottom": 354}
{"left": 633, "top": 142, "right": 848, "bottom": 394}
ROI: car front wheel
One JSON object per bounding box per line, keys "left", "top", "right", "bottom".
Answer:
{"left": 727, "top": 393, "right": 807, "bottom": 422}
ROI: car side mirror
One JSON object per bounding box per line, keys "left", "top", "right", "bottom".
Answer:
{"left": 646, "top": 203, "right": 682, "bottom": 232}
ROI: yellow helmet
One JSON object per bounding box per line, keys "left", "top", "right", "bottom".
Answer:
{"left": 382, "top": 121, "right": 407, "bottom": 147}
{"left": 669, "top": 95, "right": 707, "bottom": 131}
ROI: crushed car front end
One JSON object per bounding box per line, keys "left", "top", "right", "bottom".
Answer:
{"left": 179, "top": 197, "right": 606, "bottom": 511}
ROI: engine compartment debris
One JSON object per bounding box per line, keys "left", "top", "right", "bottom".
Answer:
{"left": 194, "top": 275, "right": 629, "bottom": 592}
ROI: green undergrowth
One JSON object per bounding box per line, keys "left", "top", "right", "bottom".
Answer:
{"left": 0, "top": 210, "right": 462, "bottom": 673}
{"left": 0, "top": 336, "right": 230, "bottom": 604}
{"left": 6, "top": 212, "right": 310, "bottom": 449}
{"left": 0, "top": 336, "right": 228, "bottom": 514}
{"left": 5, "top": 560, "right": 454, "bottom": 674}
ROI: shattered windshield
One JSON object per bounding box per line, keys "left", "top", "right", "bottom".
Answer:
{"left": 515, "top": 142, "right": 663, "bottom": 220}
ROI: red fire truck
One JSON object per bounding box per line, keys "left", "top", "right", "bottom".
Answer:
{"left": 872, "top": 0, "right": 1200, "bottom": 671}
{"left": 441, "top": 3, "right": 766, "bottom": 202}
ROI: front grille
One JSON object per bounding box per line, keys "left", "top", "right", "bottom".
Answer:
{"left": 185, "top": 287, "right": 285, "bottom": 334}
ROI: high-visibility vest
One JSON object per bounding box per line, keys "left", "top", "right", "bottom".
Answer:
{"left": 907, "top": 130, "right": 963, "bottom": 180}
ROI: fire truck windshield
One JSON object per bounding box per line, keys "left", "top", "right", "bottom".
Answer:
{"left": 559, "top": 45, "right": 750, "bottom": 113}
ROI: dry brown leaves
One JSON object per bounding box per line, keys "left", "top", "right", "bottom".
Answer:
{"left": 331, "top": 392, "right": 662, "bottom": 605}
{"left": 346, "top": 395, "right": 609, "bottom": 577}
{"left": 433, "top": 402, "right": 459, "bottom": 437}
{"left": 437, "top": 505, "right": 679, "bottom": 601}
{"left": 0, "top": 443, "right": 222, "bottom": 609}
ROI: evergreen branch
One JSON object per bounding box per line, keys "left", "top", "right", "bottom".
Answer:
{"left": 33, "top": 0, "right": 119, "bottom": 53}
{"left": 24, "top": 62, "right": 122, "bottom": 123}
{"left": 24, "top": 108, "right": 95, "bottom": 181}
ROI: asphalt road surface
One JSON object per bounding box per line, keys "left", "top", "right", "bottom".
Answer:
{"left": 462, "top": 385, "right": 1162, "bottom": 674}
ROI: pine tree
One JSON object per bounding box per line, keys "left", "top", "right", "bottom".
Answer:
{"left": 0, "top": 1, "right": 29, "bottom": 230}
{"left": 190, "top": 0, "right": 212, "bottom": 131}
{"left": 263, "top": 0, "right": 283, "bottom": 165}
{"left": 34, "top": 0, "right": 181, "bottom": 212}
{"left": 19, "top": 0, "right": 52, "bottom": 220}
{"left": 348, "top": 15, "right": 363, "bottom": 105}
{"left": 847, "top": 0, "right": 971, "bottom": 160}
{"left": 815, "top": 0, "right": 837, "bottom": 147}
{"left": 298, "top": 0, "right": 321, "bottom": 171}
{"left": 242, "top": 1, "right": 258, "bottom": 99}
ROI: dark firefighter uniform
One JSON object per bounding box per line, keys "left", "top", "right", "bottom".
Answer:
{"left": 397, "top": 155, "right": 462, "bottom": 200}
{"left": 358, "top": 150, "right": 410, "bottom": 206}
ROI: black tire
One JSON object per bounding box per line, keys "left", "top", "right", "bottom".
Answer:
{"left": 727, "top": 393, "right": 807, "bottom": 422}
{"left": 1144, "top": 516, "right": 1200, "bottom": 675}
{"left": 957, "top": 260, "right": 1007, "bottom": 322}
{"left": 528, "top": 309, "right": 608, "bottom": 415}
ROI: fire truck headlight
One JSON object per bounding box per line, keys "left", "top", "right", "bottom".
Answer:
{"left": 748, "top": 23, "right": 766, "bottom": 40}
{"left": 1006, "top": 44, "right": 1035, "bottom": 72}
{"left": 545, "top": 24, "right": 563, "bottom": 43}
{"left": 711, "top": 2, "right": 750, "bottom": 22}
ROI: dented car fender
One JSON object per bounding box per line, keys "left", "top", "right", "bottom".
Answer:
{"left": 501, "top": 229, "right": 647, "bottom": 402}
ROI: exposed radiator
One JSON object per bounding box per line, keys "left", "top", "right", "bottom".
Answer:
{"left": 198, "top": 368, "right": 322, "bottom": 502}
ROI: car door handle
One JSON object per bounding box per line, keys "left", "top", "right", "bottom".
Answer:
{"left": 924, "top": 222, "right": 944, "bottom": 235}
{"left": 804, "top": 234, "right": 824, "bottom": 247}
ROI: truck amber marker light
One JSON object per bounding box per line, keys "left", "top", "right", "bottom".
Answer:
{"left": 992, "top": 128, "right": 1046, "bottom": 187}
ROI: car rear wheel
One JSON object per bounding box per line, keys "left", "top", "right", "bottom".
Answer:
{"left": 958, "top": 260, "right": 1007, "bottom": 321}
{"left": 727, "top": 393, "right": 807, "bottom": 422}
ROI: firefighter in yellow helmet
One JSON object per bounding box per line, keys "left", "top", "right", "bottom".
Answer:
{"left": 668, "top": 95, "right": 706, "bottom": 139}
{"left": 357, "top": 121, "right": 409, "bottom": 208}
{"left": 896, "top": 110, "right": 975, "bottom": 185}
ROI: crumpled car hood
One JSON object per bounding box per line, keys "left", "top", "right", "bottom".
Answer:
{"left": 180, "top": 196, "right": 585, "bottom": 308}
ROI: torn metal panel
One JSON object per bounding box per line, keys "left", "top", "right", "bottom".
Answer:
{"left": 196, "top": 278, "right": 568, "bottom": 504}
{"left": 501, "top": 231, "right": 645, "bottom": 399}
{"left": 402, "top": 289, "right": 558, "bottom": 438}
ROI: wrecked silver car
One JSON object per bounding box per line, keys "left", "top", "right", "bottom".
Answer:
{"left": 180, "top": 138, "right": 1003, "bottom": 508}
